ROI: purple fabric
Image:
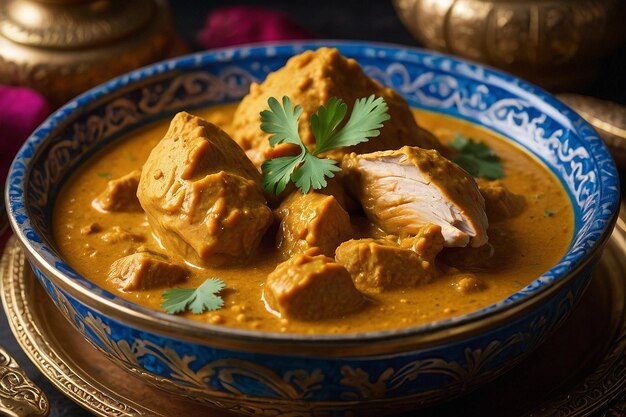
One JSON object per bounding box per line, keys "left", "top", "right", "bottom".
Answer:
{"left": 198, "top": 6, "right": 310, "bottom": 49}
{"left": 0, "top": 85, "right": 51, "bottom": 183}
{"left": 0, "top": 85, "right": 50, "bottom": 249}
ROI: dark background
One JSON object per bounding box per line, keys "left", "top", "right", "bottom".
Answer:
{"left": 172, "top": 0, "right": 626, "bottom": 104}
{"left": 1, "top": 1, "right": 624, "bottom": 416}
{"left": 175, "top": 0, "right": 417, "bottom": 46}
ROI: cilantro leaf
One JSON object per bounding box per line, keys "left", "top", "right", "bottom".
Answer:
{"left": 260, "top": 95, "right": 390, "bottom": 194}
{"left": 449, "top": 135, "right": 504, "bottom": 180}
{"left": 161, "top": 278, "right": 226, "bottom": 315}
{"left": 260, "top": 96, "right": 303, "bottom": 147}
{"left": 310, "top": 97, "right": 348, "bottom": 153}
{"left": 316, "top": 95, "right": 390, "bottom": 154}
{"left": 291, "top": 153, "right": 342, "bottom": 193}
{"left": 261, "top": 153, "right": 305, "bottom": 195}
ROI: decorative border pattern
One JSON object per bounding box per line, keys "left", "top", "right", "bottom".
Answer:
{"left": 0, "top": 346, "right": 49, "bottom": 417}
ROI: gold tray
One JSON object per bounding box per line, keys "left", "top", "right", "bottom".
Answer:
{"left": 1, "top": 220, "right": 626, "bottom": 416}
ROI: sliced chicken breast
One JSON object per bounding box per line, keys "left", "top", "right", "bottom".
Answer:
{"left": 342, "top": 146, "right": 488, "bottom": 247}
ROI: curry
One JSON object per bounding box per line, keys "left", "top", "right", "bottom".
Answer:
{"left": 53, "top": 48, "right": 573, "bottom": 334}
{"left": 53, "top": 101, "right": 573, "bottom": 334}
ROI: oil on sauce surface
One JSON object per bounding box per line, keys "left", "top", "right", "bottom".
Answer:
{"left": 53, "top": 105, "right": 574, "bottom": 334}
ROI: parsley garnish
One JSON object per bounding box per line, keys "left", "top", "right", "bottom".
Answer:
{"left": 261, "top": 95, "right": 390, "bottom": 194}
{"left": 161, "top": 278, "right": 226, "bottom": 314}
{"left": 97, "top": 172, "right": 112, "bottom": 180}
{"left": 449, "top": 135, "right": 504, "bottom": 180}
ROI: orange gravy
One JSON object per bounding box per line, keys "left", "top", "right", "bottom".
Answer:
{"left": 52, "top": 105, "right": 574, "bottom": 334}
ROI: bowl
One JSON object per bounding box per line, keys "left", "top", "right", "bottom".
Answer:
{"left": 5, "top": 41, "right": 620, "bottom": 415}
{"left": 392, "top": 0, "right": 626, "bottom": 91}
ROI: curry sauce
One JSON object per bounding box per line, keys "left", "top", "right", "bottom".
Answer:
{"left": 52, "top": 105, "right": 574, "bottom": 334}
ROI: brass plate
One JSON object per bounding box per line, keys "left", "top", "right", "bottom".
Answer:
{"left": 1, "top": 225, "right": 625, "bottom": 417}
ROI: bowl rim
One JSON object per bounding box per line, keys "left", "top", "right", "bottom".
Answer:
{"left": 5, "top": 40, "right": 621, "bottom": 352}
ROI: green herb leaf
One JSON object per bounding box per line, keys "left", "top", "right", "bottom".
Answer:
{"left": 310, "top": 97, "right": 348, "bottom": 153}
{"left": 261, "top": 153, "right": 305, "bottom": 195}
{"left": 314, "top": 95, "right": 390, "bottom": 154}
{"left": 261, "top": 95, "right": 389, "bottom": 194}
{"left": 98, "top": 172, "right": 112, "bottom": 180}
{"left": 292, "top": 153, "right": 342, "bottom": 194}
{"left": 260, "top": 96, "right": 303, "bottom": 147}
{"left": 449, "top": 135, "right": 504, "bottom": 180}
{"left": 161, "top": 278, "right": 226, "bottom": 315}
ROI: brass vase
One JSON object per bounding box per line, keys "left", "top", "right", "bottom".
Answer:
{"left": 393, "top": 0, "right": 626, "bottom": 91}
{"left": 0, "top": 0, "right": 173, "bottom": 106}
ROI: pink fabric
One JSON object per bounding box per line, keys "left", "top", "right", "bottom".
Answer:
{"left": 198, "top": 6, "right": 310, "bottom": 49}
{"left": 0, "top": 85, "right": 51, "bottom": 249}
{"left": 0, "top": 85, "right": 51, "bottom": 183}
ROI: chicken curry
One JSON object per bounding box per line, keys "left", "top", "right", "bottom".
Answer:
{"left": 53, "top": 48, "right": 573, "bottom": 334}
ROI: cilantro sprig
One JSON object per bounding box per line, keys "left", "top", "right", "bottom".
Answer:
{"left": 261, "top": 95, "right": 390, "bottom": 194}
{"left": 449, "top": 135, "right": 504, "bottom": 180}
{"left": 161, "top": 278, "right": 226, "bottom": 314}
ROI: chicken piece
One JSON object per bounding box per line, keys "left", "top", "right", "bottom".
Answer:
{"left": 264, "top": 254, "right": 365, "bottom": 320}
{"left": 231, "top": 47, "right": 440, "bottom": 166}
{"left": 335, "top": 225, "right": 444, "bottom": 293}
{"left": 275, "top": 192, "right": 353, "bottom": 259}
{"left": 477, "top": 179, "right": 526, "bottom": 221}
{"left": 342, "top": 146, "right": 488, "bottom": 247}
{"left": 93, "top": 170, "right": 142, "bottom": 212}
{"left": 399, "top": 223, "right": 446, "bottom": 261}
{"left": 109, "top": 252, "right": 188, "bottom": 291}
{"left": 137, "top": 112, "right": 273, "bottom": 267}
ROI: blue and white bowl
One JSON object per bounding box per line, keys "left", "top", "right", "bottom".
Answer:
{"left": 5, "top": 42, "right": 620, "bottom": 416}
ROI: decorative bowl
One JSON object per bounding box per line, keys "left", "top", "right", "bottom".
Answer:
{"left": 393, "top": 0, "right": 626, "bottom": 91}
{"left": 0, "top": 0, "right": 174, "bottom": 106}
{"left": 4, "top": 41, "right": 620, "bottom": 415}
